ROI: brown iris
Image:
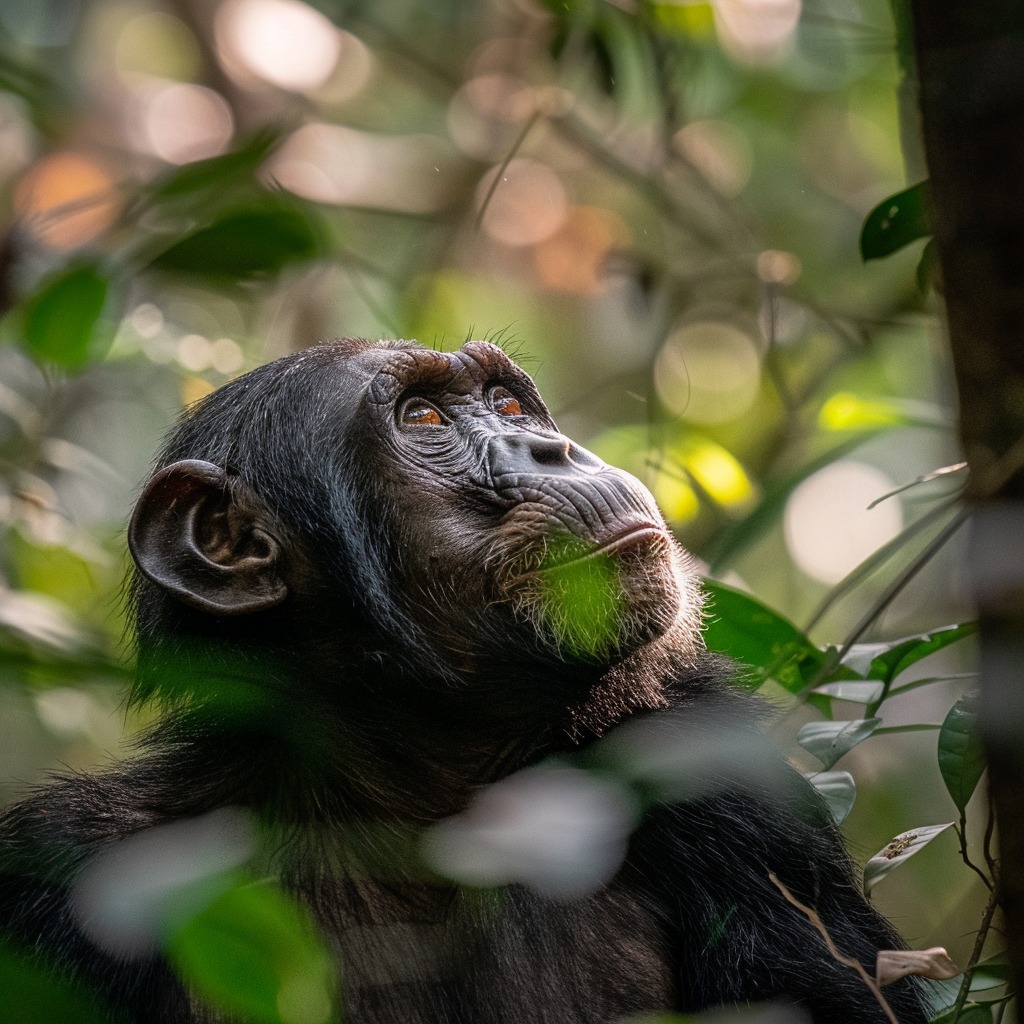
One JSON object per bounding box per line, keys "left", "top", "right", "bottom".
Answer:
{"left": 401, "top": 399, "right": 443, "bottom": 426}
{"left": 491, "top": 388, "right": 523, "bottom": 416}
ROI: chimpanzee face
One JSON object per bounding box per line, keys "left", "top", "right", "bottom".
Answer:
{"left": 128, "top": 340, "right": 703, "bottom": 676}
{"left": 343, "top": 341, "right": 700, "bottom": 666}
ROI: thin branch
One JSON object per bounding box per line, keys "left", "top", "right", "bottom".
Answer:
{"left": 803, "top": 497, "right": 960, "bottom": 634}
{"left": 474, "top": 110, "right": 543, "bottom": 231}
{"left": 955, "top": 820, "right": 995, "bottom": 892}
{"left": 808, "top": 507, "right": 970, "bottom": 688}
{"left": 769, "top": 872, "right": 900, "bottom": 1024}
{"left": 950, "top": 882, "right": 1001, "bottom": 1022}
{"left": 984, "top": 787, "right": 999, "bottom": 880}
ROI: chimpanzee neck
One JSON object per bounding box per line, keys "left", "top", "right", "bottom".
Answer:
{"left": 133, "top": 661, "right": 655, "bottom": 827}
{"left": 133, "top": 623, "right": 700, "bottom": 827}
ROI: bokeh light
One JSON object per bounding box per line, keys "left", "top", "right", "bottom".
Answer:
{"left": 216, "top": 0, "right": 341, "bottom": 92}
{"left": 756, "top": 249, "right": 802, "bottom": 285}
{"left": 783, "top": 461, "right": 903, "bottom": 585}
{"left": 673, "top": 119, "right": 753, "bottom": 197}
{"left": 654, "top": 321, "right": 762, "bottom": 424}
{"left": 115, "top": 12, "right": 200, "bottom": 81}
{"left": 134, "top": 81, "right": 234, "bottom": 164}
{"left": 476, "top": 159, "right": 568, "bottom": 247}
{"left": 533, "top": 205, "right": 630, "bottom": 294}
{"left": 270, "top": 124, "right": 454, "bottom": 213}
{"left": 713, "top": 0, "right": 802, "bottom": 65}
{"left": 447, "top": 74, "right": 534, "bottom": 159}
{"left": 14, "top": 151, "right": 118, "bottom": 248}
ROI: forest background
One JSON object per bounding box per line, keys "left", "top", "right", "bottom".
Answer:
{"left": 0, "top": 0, "right": 1011, "bottom": 1021}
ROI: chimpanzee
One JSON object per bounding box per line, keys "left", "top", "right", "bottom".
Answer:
{"left": 0, "top": 338, "right": 926, "bottom": 1023}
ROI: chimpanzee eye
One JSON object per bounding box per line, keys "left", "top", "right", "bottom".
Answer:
{"left": 490, "top": 388, "right": 524, "bottom": 417}
{"left": 400, "top": 398, "right": 444, "bottom": 427}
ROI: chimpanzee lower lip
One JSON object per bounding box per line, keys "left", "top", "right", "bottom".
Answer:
{"left": 538, "top": 524, "right": 668, "bottom": 572}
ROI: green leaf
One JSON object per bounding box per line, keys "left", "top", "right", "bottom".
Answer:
{"left": 150, "top": 133, "right": 281, "bottom": 202}
{"left": 860, "top": 181, "right": 930, "bottom": 261}
{"left": 150, "top": 202, "right": 322, "bottom": 279}
{"left": 806, "top": 770, "right": 856, "bottom": 824}
{"left": 863, "top": 822, "right": 953, "bottom": 894}
{"left": 865, "top": 623, "right": 976, "bottom": 684}
{"left": 702, "top": 580, "right": 824, "bottom": 691}
{"left": 22, "top": 263, "right": 112, "bottom": 369}
{"left": 811, "top": 681, "right": 885, "bottom": 705}
{"left": 969, "top": 951, "right": 1010, "bottom": 991}
{"left": 166, "top": 879, "right": 336, "bottom": 1024}
{"left": 798, "top": 718, "right": 881, "bottom": 769}
{"left": 929, "top": 1003, "right": 993, "bottom": 1024}
{"left": 938, "top": 690, "right": 986, "bottom": 813}
{"left": 0, "top": 943, "right": 107, "bottom": 1024}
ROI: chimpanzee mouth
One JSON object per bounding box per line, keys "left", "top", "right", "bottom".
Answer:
{"left": 537, "top": 523, "right": 669, "bottom": 573}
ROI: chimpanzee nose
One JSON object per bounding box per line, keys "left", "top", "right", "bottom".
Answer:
{"left": 493, "top": 432, "right": 605, "bottom": 477}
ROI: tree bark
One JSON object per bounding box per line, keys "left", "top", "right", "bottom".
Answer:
{"left": 910, "top": 3, "right": 1024, "bottom": 997}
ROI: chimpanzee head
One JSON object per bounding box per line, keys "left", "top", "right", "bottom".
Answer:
{"left": 128, "top": 339, "right": 703, "bottom": 719}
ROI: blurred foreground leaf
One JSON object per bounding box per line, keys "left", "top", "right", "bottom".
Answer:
{"left": 0, "top": 943, "right": 107, "bottom": 1024}
{"left": 702, "top": 580, "right": 823, "bottom": 691}
{"left": 151, "top": 133, "right": 280, "bottom": 202}
{"left": 22, "top": 263, "right": 111, "bottom": 368}
{"left": 938, "top": 690, "right": 986, "bottom": 813}
{"left": 166, "top": 878, "right": 337, "bottom": 1024}
{"left": 863, "top": 822, "right": 953, "bottom": 894}
{"left": 860, "top": 181, "right": 929, "bottom": 260}
{"left": 151, "top": 202, "right": 321, "bottom": 280}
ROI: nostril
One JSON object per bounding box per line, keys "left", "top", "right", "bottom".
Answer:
{"left": 530, "top": 437, "right": 571, "bottom": 467}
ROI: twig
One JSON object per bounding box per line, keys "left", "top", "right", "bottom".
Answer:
{"left": 802, "top": 492, "right": 959, "bottom": 635}
{"left": 950, "top": 882, "right": 1001, "bottom": 1022}
{"left": 769, "top": 872, "right": 900, "bottom": 1024}
{"left": 955, "top": 819, "right": 994, "bottom": 892}
{"left": 807, "top": 507, "right": 970, "bottom": 689}
{"left": 983, "top": 788, "right": 998, "bottom": 879}
{"left": 474, "top": 110, "right": 543, "bottom": 231}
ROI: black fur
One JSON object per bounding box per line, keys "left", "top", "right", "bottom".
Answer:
{"left": 0, "top": 339, "right": 926, "bottom": 1023}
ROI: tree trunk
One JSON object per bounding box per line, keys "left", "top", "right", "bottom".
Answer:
{"left": 910, "top": 3, "right": 1024, "bottom": 997}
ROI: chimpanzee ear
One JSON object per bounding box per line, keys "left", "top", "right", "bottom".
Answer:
{"left": 128, "top": 459, "right": 287, "bottom": 615}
